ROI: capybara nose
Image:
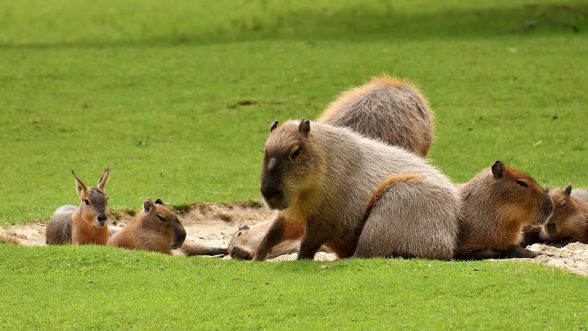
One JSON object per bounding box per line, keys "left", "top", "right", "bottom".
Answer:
{"left": 260, "top": 185, "right": 283, "bottom": 201}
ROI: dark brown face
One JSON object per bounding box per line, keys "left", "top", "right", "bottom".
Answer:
{"left": 260, "top": 120, "right": 312, "bottom": 210}
{"left": 545, "top": 186, "right": 574, "bottom": 236}
{"left": 491, "top": 161, "right": 553, "bottom": 225}
{"left": 143, "top": 199, "right": 187, "bottom": 249}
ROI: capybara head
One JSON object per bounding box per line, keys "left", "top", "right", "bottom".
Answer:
{"left": 260, "top": 119, "right": 320, "bottom": 210}
{"left": 72, "top": 169, "right": 110, "bottom": 227}
{"left": 544, "top": 184, "right": 575, "bottom": 237}
{"left": 141, "top": 198, "right": 186, "bottom": 249}
{"left": 490, "top": 160, "right": 553, "bottom": 225}
{"left": 228, "top": 224, "right": 254, "bottom": 260}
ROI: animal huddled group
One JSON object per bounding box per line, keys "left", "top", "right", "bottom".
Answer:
{"left": 46, "top": 76, "right": 588, "bottom": 261}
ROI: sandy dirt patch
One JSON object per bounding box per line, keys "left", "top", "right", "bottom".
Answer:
{"left": 0, "top": 203, "right": 586, "bottom": 275}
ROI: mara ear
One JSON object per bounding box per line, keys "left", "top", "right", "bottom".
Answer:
{"left": 491, "top": 160, "right": 506, "bottom": 180}
{"left": 97, "top": 168, "right": 110, "bottom": 191}
{"left": 565, "top": 183, "right": 573, "bottom": 196}
{"left": 144, "top": 198, "right": 154, "bottom": 212}
{"left": 269, "top": 120, "right": 279, "bottom": 132}
{"left": 238, "top": 224, "right": 250, "bottom": 231}
{"left": 298, "top": 119, "right": 310, "bottom": 136}
{"left": 154, "top": 198, "right": 164, "bottom": 205}
{"left": 71, "top": 170, "right": 88, "bottom": 199}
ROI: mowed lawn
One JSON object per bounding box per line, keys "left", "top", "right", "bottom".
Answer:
{"left": 1, "top": 0, "right": 588, "bottom": 329}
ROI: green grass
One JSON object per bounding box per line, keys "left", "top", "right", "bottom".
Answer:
{"left": 1, "top": 0, "right": 587, "bottom": 222}
{"left": 0, "top": 245, "right": 586, "bottom": 330}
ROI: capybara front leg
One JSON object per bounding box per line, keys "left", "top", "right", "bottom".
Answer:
{"left": 297, "top": 221, "right": 328, "bottom": 260}
{"left": 253, "top": 216, "right": 286, "bottom": 261}
{"left": 455, "top": 248, "right": 504, "bottom": 260}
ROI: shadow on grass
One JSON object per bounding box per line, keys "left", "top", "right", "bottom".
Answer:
{"left": 1, "top": 2, "right": 587, "bottom": 50}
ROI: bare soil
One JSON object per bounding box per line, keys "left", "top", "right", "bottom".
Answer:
{"left": 0, "top": 203, "right": 586, "bottom": 275}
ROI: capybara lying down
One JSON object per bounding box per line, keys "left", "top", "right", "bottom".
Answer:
{"left": 456, "top": 161, "right": 553, "bottom": 260}
{"left": 108, "top": 198, "right": 226, "bottom": 256}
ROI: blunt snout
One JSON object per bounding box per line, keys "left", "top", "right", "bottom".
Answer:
{"left": 539, "top": 195, "right": 554, "bottom": 225}
{"left": 260, "top": 183, "right": 283, "bottom": 201}
{"left": 172, "top": 223, "right": 187, "bottom": 249}
{"left": 97, "top": 214, "right": 108, "bottom": 226}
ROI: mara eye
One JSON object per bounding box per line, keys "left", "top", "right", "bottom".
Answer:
{"left": 83, "top": 199, "right": 90, "bottom": 205}
{"left": 157, "top": 215, "right": 166, "bottom": 222}
{"left": 290, "top": 147, "right": 300, "bottom": 160}
{"left": 516, "top": 180, "right": 528, "bottom": 188}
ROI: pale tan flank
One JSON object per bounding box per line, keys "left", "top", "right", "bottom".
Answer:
{"left": 255, "top": 120, "right": 459, "bottom": 261}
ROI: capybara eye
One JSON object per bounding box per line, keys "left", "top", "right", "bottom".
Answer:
{"left": 561, "top": 202, "right": 567, "bottom": 208}
{"left": 83, "top": 199, "right": 90, "bottom": 205}
{"left": 290, "top": 147, "right": 300, "bottom": 160}
{"left": 516, "top": 180, "right": 528, "bottom": 188}
{"left": 157, "top": 215, "right": 166, "bottom": 222}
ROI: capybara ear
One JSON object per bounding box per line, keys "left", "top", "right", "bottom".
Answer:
{"left": 97, "top": 168, "right": 110, "bottom": 191}
{"left": 491, "top": 161, "right": 506, "bottom": 180}
{"left": 565, "top": 184, "right": 573, "bottom": 196}
{"left": 299, "top": 119, "right": 310, "bottom": 136}
{"left": 154, "top": 198, "right": 164, "bottom": 205}
{"left": 144, "top": 198, "right": 154, "bottom": 212}
{"left": 269, "top": 120, "right": 279, "bottom": 132}
{"left": 238, "top": 224, "right": 250, "bottom": 231}
{"left": 71, "top": 170, "right": 88, "bottom": 199}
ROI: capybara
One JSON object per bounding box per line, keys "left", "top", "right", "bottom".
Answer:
{"left": 530, "top": 185, "right": 588, "bottom": 245}
{"left": 108, "top": 198, "right": 186, "bottom": 254}
{"left": 456, "top": 161, "right": 553, "bottom": 260}
{"left": 46, "top": 169, "right": 110, "bottom": 245}
{"left": 228, "top": 222, "right": 333, "bottom": 260}
{"left": 317, "top": 76, "right": 433, "bottom": 156}
{"left": 254, "top": 119, "right": 459, "bottom": 261}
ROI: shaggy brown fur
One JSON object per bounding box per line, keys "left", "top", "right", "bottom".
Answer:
{"left": 108, "top": 198, "right": 186, "bottom": 254}
{"left": 317, "top": 76, "right": 433, "bottom": 156}
{"left": 536, "top": 185, "right": 588, "bottom": 245}
{"left": 254, "top": 119, "right": 459, "bottom": 261}
{"left": 46, "top": 169, "right": 110, "bottom": 245}
{"left": 456, "top": 161, "right": 553, "bottom": 260}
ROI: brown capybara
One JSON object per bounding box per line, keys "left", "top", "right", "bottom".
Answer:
{"left": 317, "top": 76, "right": 433, "bottom": 156}
{"left": 254, "top": 119, "right": 459, "bottom": 261}
{"left": 46, "top": 169, "right": 110, "bottom": 245}
{"left": 228, "top": 221, "right": 333, "bottom": 260}
{"left": 108, "top": 198, "right": 186, "bottom": 255}
{"left": 456, "top": 161, "right": 553, "bottom": 260}
{"left": 525, "top": 185, "right": 588, "bottom": 245}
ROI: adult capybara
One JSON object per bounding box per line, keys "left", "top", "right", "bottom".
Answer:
{"left": 254, "top": 119, "right": 459, "bottom": 261}
{"left": 456, "top": 161, "right": 553, "bottom": 259}
{"left": 317, "top": 76, "right": 433, "bottom": 156}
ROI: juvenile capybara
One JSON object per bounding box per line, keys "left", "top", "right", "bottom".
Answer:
{"left": 317, "top": 76, "right": 433, "bottom": 156}
{"left": 108, "top": 198, "right": 186, "bottom": 254}
{"left": 228, "top": 222, "right": 332, "bottom": 260}
{"left": 456, "top": 161, "right": 553, "bottom": 260}
{"left": 46, "top": 169, "right": 110, "bottom": 245}
{"left": 534, "top": 184, "right": 588, "bottom": 245}
{"left": 254, "top": 119, "right": 459, "bottom": 261}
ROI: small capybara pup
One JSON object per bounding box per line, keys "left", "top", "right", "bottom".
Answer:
{"left": 228, "top": 222, "right": 332, "bottom": 260}
{"left": 317, "top": 76, "right": 433, "bottom": 156}
{"left": 456, "top": 161, "right": 553, "bottom": 260}
{"left": 254, "top": 119, "right": 459, "bottom": 261}
{"left": 108, "top": 198, "right": 187, "bottom": 255}
{"left": 524, "top": 185, "right": 588, "bottom": 245}
{"left": 46, "top": 169, "right": 110, "bottom": 245}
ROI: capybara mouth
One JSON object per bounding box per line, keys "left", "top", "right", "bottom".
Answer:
{"left": 265, "top": 198, "right": 289, "bottom": 211}
{"left": 230, "top": 246, "right": 253, "bottom": 260}
{"left": 545, "top": 222, "right": 557, "bottom": 235}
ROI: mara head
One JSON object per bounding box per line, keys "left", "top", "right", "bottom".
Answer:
{"left": 260, "top": 119, "right": 321, "bottom": 210}
{"left": 544, "top": 184, "right": 575, "bottom": 237}
{"left": 489, "top": 160, "right": 553, "bottom": 225}
{"left": 141, "top": 198, "right": 187, "bottom": 249}
{"left": 72, "top": 168, "right": 110, "bottom": 227}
